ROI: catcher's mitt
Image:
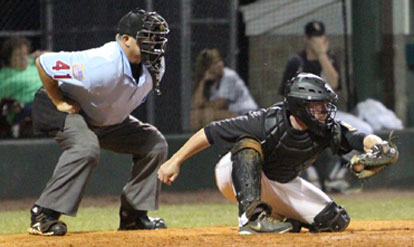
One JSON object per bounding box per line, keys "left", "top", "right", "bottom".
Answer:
{"left": 349, "top": 136, "right": 399, "bottom": 179}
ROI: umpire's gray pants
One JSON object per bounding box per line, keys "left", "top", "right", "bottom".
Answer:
{"left": 36, "top": 114, "right": 168, "bottom": 216}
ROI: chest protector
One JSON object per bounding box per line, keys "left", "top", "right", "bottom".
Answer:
{"left": 261, "top": 103, "right": 330, "bottom": 183}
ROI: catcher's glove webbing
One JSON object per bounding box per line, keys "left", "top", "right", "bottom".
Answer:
{"left": 349, "top": 133, "right": 399, "bottom": 179}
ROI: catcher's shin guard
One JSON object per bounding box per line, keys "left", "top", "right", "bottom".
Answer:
{"left": 231, "top": 138, "right": 264, "bottom": 216}
{"left": 310, "top": 201, "right": 350, "bottom": 232}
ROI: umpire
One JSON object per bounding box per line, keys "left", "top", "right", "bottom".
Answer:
{"left": 28, "top": 9, "right": 169, "bottom": 236}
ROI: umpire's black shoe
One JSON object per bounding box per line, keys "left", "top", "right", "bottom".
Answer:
{"left": 118, "top": 208, "right": 167, "bottom": 230}
{"left": 28, "top": 205, "right": 67, "bottom": 236}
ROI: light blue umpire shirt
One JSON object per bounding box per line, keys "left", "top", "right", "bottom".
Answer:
{"left": 39, "top": 41, "right": 162, "bottom": 126}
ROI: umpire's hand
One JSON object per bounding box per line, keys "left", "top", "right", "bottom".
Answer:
{"left": 56, "top": 100, "right": 81, "bottom": 114}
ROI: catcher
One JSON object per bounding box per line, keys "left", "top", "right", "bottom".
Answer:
{"left": 158, "top": 73, "right": 399, "bottom": 234}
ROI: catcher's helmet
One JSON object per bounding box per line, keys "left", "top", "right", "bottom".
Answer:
{"left": 285, "top": 73, "right": 338, "bottom": 136}
{"left": 117, "top": 9, "right": 169, "bottom": 71}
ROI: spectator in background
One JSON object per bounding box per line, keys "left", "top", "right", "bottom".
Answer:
{"left": 280, "top": 21, "right": 340, "bottom": 96}
{"left": 190, "top": 48, "right": 258, "bottom": 131}
{"left": 0, "top": 37, "right": 44, "bottom": 138}
{"left": 279, "top": 21, "right": 373, "bottom": 193}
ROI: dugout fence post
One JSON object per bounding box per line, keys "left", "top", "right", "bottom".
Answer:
{"left": 44, "top": 0, "right": 54, "bottom": 51}
{"left": 180, "top": 0, "right": 192, "bottom": 132}
{"left": 145, "top": 0, "right": 155, "bottom": 125}
{"left": 351, "top": 0, "right": 384, "bottom": 103}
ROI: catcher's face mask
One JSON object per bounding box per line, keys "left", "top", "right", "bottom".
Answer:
{"left": 306, "top": 101, "right": 336, "bottom": 124}
{"left": 136, "top": 10, "right": 169, "bottom": 72}
{"left": 286, "top": 73, "right": 338, "bottom": 136}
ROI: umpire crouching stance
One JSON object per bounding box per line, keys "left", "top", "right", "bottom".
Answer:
{"left": 28, "top": 9, "right": 170, "bottom": 236}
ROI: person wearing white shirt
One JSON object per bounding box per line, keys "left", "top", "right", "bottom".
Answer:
{"left": 28, "top": 9, "right": 170, "bottom": 236}
{"left": 191, "top": 48, "right": 258, "bottom": 131}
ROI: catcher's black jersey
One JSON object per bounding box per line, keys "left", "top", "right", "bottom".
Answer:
{"left": 204, "top": 102, "right": 366, "bottom": 183}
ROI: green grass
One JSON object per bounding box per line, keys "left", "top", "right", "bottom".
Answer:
{"left": 0, "top": 202, "right": 237, "bottom": 235}
{"left": 336, "top": 197, "right": 414, "bottom": 220}
{"left": 1, "top": 195, "right": 414, "bottom": 235}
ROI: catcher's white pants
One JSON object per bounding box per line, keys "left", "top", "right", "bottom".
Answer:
{"left": 215, "top": 152, "right": 332, "bottom": 225}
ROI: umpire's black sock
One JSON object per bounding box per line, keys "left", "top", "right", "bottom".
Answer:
{"left": 31, "top": 205, "right": 61, "bottom": 220}
{"left": 120, "top": 194, "right": 148, "bottom": 217}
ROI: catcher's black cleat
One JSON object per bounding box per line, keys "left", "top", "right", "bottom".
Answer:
{"left": 238, "top": 211, "right": 293, "bottom": 235}
{"left": 118, "top": 208, "right": 167, "bottom": 230}
{"left": 28, "top": 205, "right": 67, "bottom": 236}
{"left": 285, "top": 218, "right": 304, "bottom": 233}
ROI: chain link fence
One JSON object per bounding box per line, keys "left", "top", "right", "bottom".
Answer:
{"left": 0, "top": 0, "right": 239, "bottom": 136}
{"left": 240, "top": 0, "right": 352, "bottom": 111}
{"left": 0, "top": 0, "right": 365, "bottom": 137}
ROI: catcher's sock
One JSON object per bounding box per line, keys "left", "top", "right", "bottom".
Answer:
{"left": 240, "top": 204, "right": 266, "bottom": 224}
{"left": 238, "top": 201, "right": 272, "bottom": 226}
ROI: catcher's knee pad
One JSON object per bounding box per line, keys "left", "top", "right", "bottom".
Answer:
{"left": 231, "top": 137, "right": 263, "bottom": 160}
{"left": 231, "top": 138, "right": 264, "bottom": 215}
{"left": 311, "top": 202, "right": 350, "bottom": 232}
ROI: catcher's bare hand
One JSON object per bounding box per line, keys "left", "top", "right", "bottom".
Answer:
{"left": 157, "top": 159, "right": 181, "bottom": 185}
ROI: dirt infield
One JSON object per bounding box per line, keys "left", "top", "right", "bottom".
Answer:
{"left": 0, "top": 221, "right": 413, "bottom": 247}
{"left": 1, "top": 190, "right": 414, "bottom": 247}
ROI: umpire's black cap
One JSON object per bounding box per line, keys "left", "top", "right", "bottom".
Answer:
{"left": 117, "top": 9, "right": 144, "bottom": 37}
{"left": 304, "top": 21, "right": 325, "bottom": 37}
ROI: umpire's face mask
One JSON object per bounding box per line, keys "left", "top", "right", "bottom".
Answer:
{"left": 138, "top": 34, "right": 167, "bottom": 70}
{"left": 136, "top": 12, "right": 169, "bottom": 72}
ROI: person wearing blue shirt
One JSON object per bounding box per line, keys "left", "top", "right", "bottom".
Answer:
{"left": 27, "top": 9, "right": 170, "bottom": 236}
